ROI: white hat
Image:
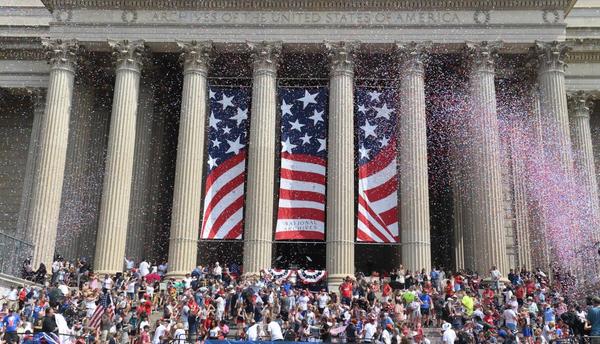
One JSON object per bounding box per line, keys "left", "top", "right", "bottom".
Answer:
{"left": 442, "top": 323, "right": 452, "bottom": 331}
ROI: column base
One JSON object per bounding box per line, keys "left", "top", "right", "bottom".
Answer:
{"left": 165, "top": 271, "right": 188, "bottom": 280}
{"left": 93, "top": 269, "right": 121, "bottom": 276}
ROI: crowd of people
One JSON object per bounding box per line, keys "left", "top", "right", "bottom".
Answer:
{"left": 1, "top": 257, "right": 599, "bottom": 344}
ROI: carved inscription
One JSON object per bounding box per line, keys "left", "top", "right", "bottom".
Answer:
{"left": 149, "top": 11, "right": 463, "bottom": 26}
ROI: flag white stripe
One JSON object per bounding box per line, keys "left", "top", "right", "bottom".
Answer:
{"left": 276, "top": 219, "right": 325, "bottom": 233}
{"left": 369, "top": 191, "right": 397, "bottom": 215}
{"left": 358, "top": 200, "right": 396, "bottom": 242}
{"left": 213, "top": 207, "right": 244, "bottom": 239}
{"left": 357, "top": 221, "right": 385, "bottom": 243}
{"left": 203, "top": 160, "right": 245, "bottom": 211}
{"left": 358, "top": 160, "right": 397, "bottom": 189}
{"left": 281, "top": 158, "right": 326, "bottom": 175}
{"left": 280, "top": 178, "right": 325, "bottom": 194}
{"left": 278, "top": 199, "right": 325, "bottom": 210}
{"left": 202, "top": 183, "right": 245, "bottom": 238}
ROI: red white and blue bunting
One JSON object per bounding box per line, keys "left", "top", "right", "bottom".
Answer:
{"left": 296, "top": 269, "right": 327, "bottom": 283}
{"left": 262, "top": 269, "right": 327, "bottom": 284}
{"left": 266, "top": 268, "right": 293, "bottom": 281}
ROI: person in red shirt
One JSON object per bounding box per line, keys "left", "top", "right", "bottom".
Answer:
{"left": 483, "top": 310, "right": 495, "bottom": 326}
{"left": 515, "top": 284, "right": 526, "bottom": 306}
{"left": 482, "top": 286, "right": 495, "bottom": 307}
{"left": 382, "top": 282, "right": 392, "bottom": 298}
{"left": 339, "top": 277, "right": 353, "bottom": 306}
{"left": 139, "top": 325, "right": 151, "bottom": 344}
{"left": 453, "top": 274, "right": 463, "bottom": 291}
{"left": 444, "top": 280, "right": 455, "bottom": 299}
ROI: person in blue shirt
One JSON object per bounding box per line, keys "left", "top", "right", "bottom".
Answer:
{"left": 2, "top": 308, "right": 21, "bottom": 344}
{"left": 420, "top": 292, "right": 432, "bottom": 327}
{"left": 544, "top": 305, "right": 556, "bottom": 324}
{"left": 586, "top": 296, "right": 600, "bottom": 340}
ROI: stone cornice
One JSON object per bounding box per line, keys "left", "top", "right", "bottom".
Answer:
{"left": 40, "top": 0, "right": 575, "bottom": 11}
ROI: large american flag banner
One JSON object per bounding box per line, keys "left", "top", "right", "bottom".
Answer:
{"left": 356, "top": 88, "right": 400, "bottom": 243}
{"left": 200, "top": 87, "right": 250, "bottom": 240}
{"left": 275, "top": 87, "right": 328, "bottom": 240}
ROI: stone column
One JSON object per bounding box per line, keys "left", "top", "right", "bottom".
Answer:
{"left": 27, "top": 39, "right": 78, "bottom": 267}
{"left": 396, "top": 42, "right": 432, "bottom": 272}
{"left": 527, "top": 86, "right": 551, "bottom": 273}
{"left": 465, "top": 41, "right": 508, "bottom": 275}
{"left": 167, "top": 41, "right": 212, "bottom": 278}
{"left": 94, "top": 40, "right": 145, "bottom": 274}
{"left": 325, "top": 41, "right": 358, "bottom": 289}
{"left": 569, "top": 91, "right": 600, "bottom": 243}
{"left": 534, "top": 41, "right": 573, "bottom": 174}
{"left": 242, "top": 42, "right": 281, "bottom": 275}
{"left": 17, "top": 90, "right": 45, "bottom": 237}
{"left": 509, "top": 135, "right": 532, "bottom": 270}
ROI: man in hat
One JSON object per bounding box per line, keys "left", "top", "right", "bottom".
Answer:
{"left": 442, "top": 322, "right": 456, "bottom": 344}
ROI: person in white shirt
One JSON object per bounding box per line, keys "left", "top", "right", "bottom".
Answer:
{"left": 152, "top": 320, "right": 168, "bottom": 344}
{"left": 102, "top": 275, "right": 114, "bottom": 290}
{"left": 297, "top": 292, "right": 310, "bottom": 312}
{"left": 172, "top": 323, "right": 186, "bottom": 344}
{"left": 246, "top": 321, "right": 260, "bottom": 341}
{"left": 317, "top": 291, "right": 330, "bottom": 312}
{"left": 139, "top": 260, "right": 150, "bottom": 277}
{"left": 215, "top": 294, "right": 226, "bottom": 321}
{"left": 503, "top": 306, "right": 519, "bottom": 332}
{"left": 442, "top": 322, "right": 457, "bottom": 344}
{"left": 213, "top": 262, "right": 222, "bottom": 279}
{"left": 267, "top": 317, "right": 284, "bottom": 341}
{"left": 363, "top": 318, "right": 377, "bottom": 343}
{"left": 124, "top": 258, "right": 135, "bottom": 271}
{"left": 382, "top": 324, "right": 393, "bottom": 344}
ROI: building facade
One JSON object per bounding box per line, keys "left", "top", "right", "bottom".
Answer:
{"left": 1, "top": 0, "right": 599, "bottom": 284}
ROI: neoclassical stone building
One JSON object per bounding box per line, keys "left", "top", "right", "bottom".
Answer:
{"left": 1, "top": 0, "right": 599, "bottom": 285}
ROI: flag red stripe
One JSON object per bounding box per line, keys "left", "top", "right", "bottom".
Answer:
{"left": 357, "top": 211, "right": 390, "bottom": 243}
{"left": 379, "top": 207, "right": 398, "bottom": 227}
{"left": 202, "top": 173, "right": 245, "bottom": 233}
{"left": 277, "top": 207, "right": 324, "bottom": 221}
{"left": 275, "top": 231, "right": 324, "bottom": 240}
{"left": 358, "top": 196, "right": 390, "bottom": 232}
{"left": 223, "top": 220, "right": 243, "bottom": 240}
{"left": 362, "top": 177, "right": 398, "bottom": 202}
{"left": 358, "top": 140, "right": 396, "bottom": 178}
{"left": 204, "top": 152, "right": 246, "bottom": 191}
{"left": 280, "top": 168, "right": 326, "bottom": 185}
{"left": 279, "top": 189, "right": 325, "bottom": 203}
{"left": 281, "top": 152, "right": 326, "bottom": 166}
{"left": 207, "top": 196, "right": 245, "bottom": 239}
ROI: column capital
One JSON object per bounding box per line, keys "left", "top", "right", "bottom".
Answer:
{"left": 177, "top": 40, "right": 212, "bottom": 74}
{"left": 533, "top": 41, "right": 570, "bottom": 73}
{"left": 465, "top": 41, "right": 502, "bottom": 74}
{"left": 325, "top": 41, "right": 359, "bottom": 76}
{"left": 108, "top": 39, "right": 146, "bottom": 72}
{"left": 568, "top": 91, "right": 595, "bottom": 119}
{"left": 395, "top": 41, "right": 431, "bottom": 75}
{"left": 247, "top": 41, "right": 281, "bottom": 74}
{"left": 41, "top": 38, "right": 79, "bottom": 72}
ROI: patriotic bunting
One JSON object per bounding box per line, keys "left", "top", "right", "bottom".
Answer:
{"left": 356, "top": 88, "right": 400, "bottom": 243}
{"left": 296, "top": 269, "right": 328, "bottom": 283}
{"left": 275, "top": 87, "right": 328, "bottom": 241}
{"left": 265, "top": 268, "right": 294, "bottom": 281}
{"left": 200, "top": 87, "right": 251, "bottom": 240}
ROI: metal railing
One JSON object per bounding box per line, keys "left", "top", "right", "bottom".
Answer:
{"left": 0, "top": 230, "right": 33, "bottom": 277}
